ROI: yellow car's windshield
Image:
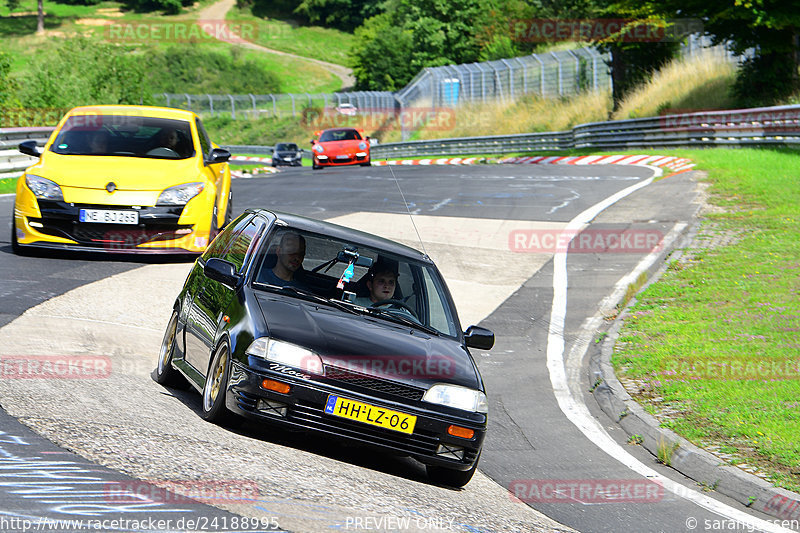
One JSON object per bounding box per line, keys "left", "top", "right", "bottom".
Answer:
{"left": 50, "top": 115, "right": 195, "bottom": 159}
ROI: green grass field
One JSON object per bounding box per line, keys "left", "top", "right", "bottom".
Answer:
{"left": 0, "top": 0, "right": 344, "bottom": 97}
{"left": 613, "top": 148, "right": 800, "bottom": 492}
{"left": 228, "top": 5, "right": 354, "bottom": 68}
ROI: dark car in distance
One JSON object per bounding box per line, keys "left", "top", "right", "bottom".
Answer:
{"left": 271, "top": 143, "right": 302, "bottom": 167}
{"left": 155, "top": 209, "right": 495, "bottom": 487}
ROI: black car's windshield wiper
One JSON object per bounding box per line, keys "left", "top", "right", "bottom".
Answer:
{"left": 364, "top": 307, "right": 439, "bottom": 335}
{"left": 253, "top": 282, "right": 358, "bottom": 315}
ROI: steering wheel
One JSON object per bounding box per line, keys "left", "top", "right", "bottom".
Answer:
{"left": 146, "top": 147, "right": 179, "bottom": 157}
{"left": 371, "top": 299, "right": 418, "bottom": 318}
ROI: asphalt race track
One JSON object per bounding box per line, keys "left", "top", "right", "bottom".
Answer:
{"left": 0, "top": 164, "right": 791, "bottom": 533}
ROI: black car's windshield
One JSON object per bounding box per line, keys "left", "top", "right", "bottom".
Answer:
{"left": 252, "top": 227, "right": 459, "bottom": 337}
{"left": 50, "top": 115, "right": 195, "bottom": 159}
{"left": 276, "top": 143, "right": 298, "bottom": 151}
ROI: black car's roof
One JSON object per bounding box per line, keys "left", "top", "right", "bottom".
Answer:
{"left": 248, "top": 209, "right": 431, "bottom": 263}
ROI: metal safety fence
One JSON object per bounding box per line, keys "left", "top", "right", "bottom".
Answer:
{"left": 152, "top": 91, "right": 397, "bottom": 120}
{"left": 152, "top": 46, "right": 613, "bottom": 121}
{"left": 396, "top": 47, "right": 610, "bottom": 110}
{"left": 4, "top": 104, "right": 797, "bottom": 178}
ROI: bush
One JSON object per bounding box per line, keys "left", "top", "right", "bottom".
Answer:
{"left": 16, "top": 37, "right": 153, "bottom": 109}
{"left": 146, "top": 46, "right": 281, "bottom": 94}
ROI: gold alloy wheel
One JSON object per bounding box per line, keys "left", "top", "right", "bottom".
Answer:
{"left": 203, "top": 346, "right": 228, "bottom": 412}
{"left": 158, "top": 312, "right": 178, "bottom": 376}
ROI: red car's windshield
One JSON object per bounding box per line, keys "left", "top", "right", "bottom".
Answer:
{"left": 319, "top": 129, "right": 362, "bottom": 142}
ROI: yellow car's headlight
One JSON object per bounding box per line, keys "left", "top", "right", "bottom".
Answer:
{"left": 26, "top": 175, "right": 63, "bottom": 201}
{"left": 156, "top": 182, "right": 204, "bottom": 206}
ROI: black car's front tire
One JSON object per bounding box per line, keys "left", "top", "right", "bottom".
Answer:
{"left": 201, "top": 342, "right": 239, "bottom": 426}
{"left": 155, "top": 310, "right": 187, "bottom": 387}
{"left": 426, "top": 452, "right": 480, "bottom": 488}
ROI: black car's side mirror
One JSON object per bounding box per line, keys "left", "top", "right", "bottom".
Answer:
{"left": 207, "top": 148, "right": 231, "bottom": 164}
{"left": 204, "top": 258, "right": 240, "bottom": 288}
{"left": 464, "top": 326, "right": 495, "bottom": 350}
{"left": 19, "top": 140, "right": 41, "bottom": 158}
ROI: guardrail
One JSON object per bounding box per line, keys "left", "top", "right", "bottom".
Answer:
{"left": 372, "top": 104, "right": 800, "bottom": 158}
{"left": 3, "top": 104, "right": 799, "bottom": 179}
{"left": 0, "top": 127, "right": 54, "bottom": 180}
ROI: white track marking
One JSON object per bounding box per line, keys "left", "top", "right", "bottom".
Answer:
{"left": 546, "top": 167, "right": 793, "bottom": 532}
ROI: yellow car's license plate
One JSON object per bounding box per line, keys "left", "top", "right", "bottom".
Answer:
{"left": 324, "top": 395, "right": 416, "bottom": 434}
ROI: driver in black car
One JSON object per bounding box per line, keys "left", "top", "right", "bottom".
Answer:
{"left": 260, "top": 232, "right": 307, "bottom": 288}
{"left": 353, "top": 259, "right": 412, "bottom": 316}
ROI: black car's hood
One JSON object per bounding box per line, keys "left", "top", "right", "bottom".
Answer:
{"left": 254, "top": 292, "right": 480, "bottom": 390}
{"left": 275, "top": 150, "right": 300, "bottom": 157}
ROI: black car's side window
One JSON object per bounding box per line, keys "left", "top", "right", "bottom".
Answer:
{"left": 202, "top": 213, "right": 253, "bottom": 261}
{"left": 223, "top": 218, "right": 266, "bottom": 273}
{"left": 195, "top": 118, "right": 212, "bottom": 159}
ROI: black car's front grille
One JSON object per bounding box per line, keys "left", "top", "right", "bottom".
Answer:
{"left": 232, "top": 383, "right": 477, "bottom": 463}
{"left": 289, "top": 399, "right": 440, "bottom": 456}
{"left": 322, "top": 365, "right": 426, "bottom": 401}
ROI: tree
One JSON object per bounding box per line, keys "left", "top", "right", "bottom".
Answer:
{"left": 610, "top": 0, "right": 800, "bottom": 105}
{"left": 36, "top": 0, "right": 43, "bottom": 33}
{"left": 350, "top": 0, "right": 496, "bottom": 90}
{"left": 4, "top": 0, "right": 44, "bottom": 33}
{"left": 294, "top": 0, "right": 383, "bottom": 32}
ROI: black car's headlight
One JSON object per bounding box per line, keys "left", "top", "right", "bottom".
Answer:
{"left": 26, "top": 174, "right": 64, "bottom": 201}
{"left": 423, "top": 384, "right": 488, "bottom": 413}
{"left": 156, "top": 182, "right": 204, "bottom": 206}
{"left": 246, "top": 337, "right": 323, "bottom": 374}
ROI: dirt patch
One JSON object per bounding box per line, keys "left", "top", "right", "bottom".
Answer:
{"left": 76, "top": 18, "right": 113, "bottom": 26}
{"left": 96, "top": 8, "right": 124, "bottom": 16}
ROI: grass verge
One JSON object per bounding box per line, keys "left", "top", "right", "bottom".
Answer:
{"left": 612, "top": 148, "right": 800, "bottom": 492}
{"left": 0, "top": 177, "right": 18, "bottom": 195}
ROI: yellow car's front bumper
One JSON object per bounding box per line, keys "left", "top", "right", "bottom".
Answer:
{"left": 13, "top": 180, "right": 216, "bottom": 254}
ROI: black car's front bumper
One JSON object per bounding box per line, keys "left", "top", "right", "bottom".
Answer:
{"left": 227, "top": 361, "right": 485, "bottom": 470}
{"left": 271, "top": 156, "right": 302, "bottom": 167}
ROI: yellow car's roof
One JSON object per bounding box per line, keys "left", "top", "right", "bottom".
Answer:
{"left": 66, "top": 105, "right": 198, "bottom": 122}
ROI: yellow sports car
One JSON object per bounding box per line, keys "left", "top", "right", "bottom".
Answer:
{"left": 12, "top": 105, "right": 232, "bottom": 254}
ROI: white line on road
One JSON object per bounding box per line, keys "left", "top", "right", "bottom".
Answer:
{"left": 546, "top": 168, "right": 794, "bottom": 533}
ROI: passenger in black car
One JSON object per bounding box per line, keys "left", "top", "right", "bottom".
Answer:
{"left": 260, "top": 232, "right": 307, "bottom": 288}
{"left": 354, "top": 260, "right": 400, "bottom": 307}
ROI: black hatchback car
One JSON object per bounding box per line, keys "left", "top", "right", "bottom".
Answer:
{"left": 271, "top": 143, "right": 302, "bottom": 167}
{"left": 156, "top": 209, "right": 494, "bottom": 487}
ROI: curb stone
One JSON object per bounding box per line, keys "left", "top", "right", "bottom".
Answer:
{"left": 587, "top": 211, "right": 800, "bottom": 524}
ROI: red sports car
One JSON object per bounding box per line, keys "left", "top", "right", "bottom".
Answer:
{"left": 311, "top": 128, "right": 371, "bottom": 169}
